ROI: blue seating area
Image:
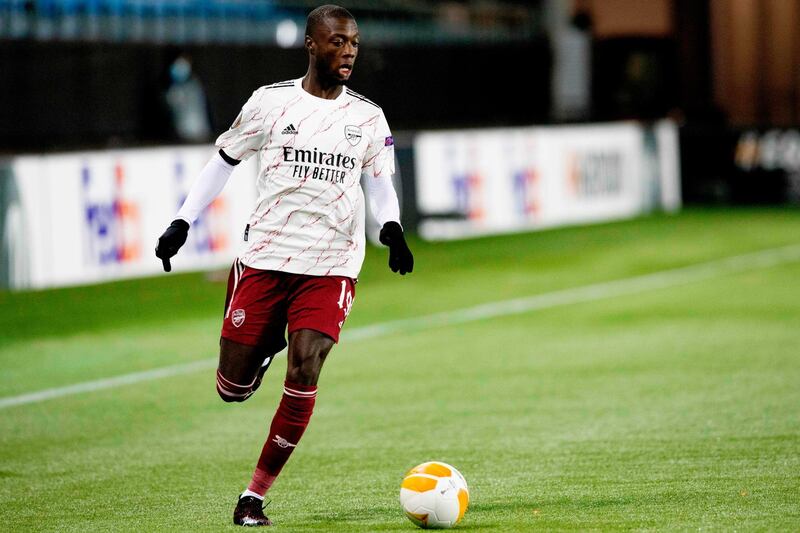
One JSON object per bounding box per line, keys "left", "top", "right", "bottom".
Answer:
{"left": 0, "top": 0, "right": 304, "bottom": 44}
{"left": 0, "top": 0, "right": 540, "bottom": 45}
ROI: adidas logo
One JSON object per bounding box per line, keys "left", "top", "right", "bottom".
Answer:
{"left": 281, "top": 124, "right": 298, "bottom": 135}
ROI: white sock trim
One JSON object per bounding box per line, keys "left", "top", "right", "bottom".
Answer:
{"left": 242, "top": 489, "right": 264, "bottom": 500}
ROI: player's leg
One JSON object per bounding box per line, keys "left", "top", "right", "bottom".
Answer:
{"left": 242, "top": 329, "right": 332, "bottom": 498}
{"left": 285, "top": 328, "right": 334, "bottom": 385}
{"left": 221, "top": 266, "right": 291, "bottom": 526}
{"left": 216, "top": 338, "right": 276, "bottom": 403}
{"left": 217, "top": 261, "right": 288, "bottom": 403}
{"left": 237, "top": 275, "right": 355, "bottom": 511}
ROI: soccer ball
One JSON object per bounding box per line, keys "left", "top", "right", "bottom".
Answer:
{"left": 399, "top": 461, "right": 469, "bottom": 529}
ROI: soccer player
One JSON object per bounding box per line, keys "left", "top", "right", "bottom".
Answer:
{"left": 155, "top": 4, "right": 413, "bottom": 527}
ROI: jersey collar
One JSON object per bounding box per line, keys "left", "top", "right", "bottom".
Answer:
{"left": 294, "top": 77, "right": 349, "bottom": 106}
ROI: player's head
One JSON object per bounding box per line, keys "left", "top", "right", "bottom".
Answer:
{"left": 305, "top": 5, "right": 359, "bottom": 85}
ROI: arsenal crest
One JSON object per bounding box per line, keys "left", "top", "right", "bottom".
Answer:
{"left": 232, "top": 309, "right": 246, "bottom": 328}
{"left": 345, "top": 125, "right": 362, "bottom": 146}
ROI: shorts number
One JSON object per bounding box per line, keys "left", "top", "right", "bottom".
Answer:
{"left": 337, "top": 279, "right": 354, "bottom": 317}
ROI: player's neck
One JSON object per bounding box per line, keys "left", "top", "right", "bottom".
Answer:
{"left": 301, "top": 72, "right": 344, "bottom": 100}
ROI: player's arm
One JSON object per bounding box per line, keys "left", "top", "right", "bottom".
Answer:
{"left": 363, "top": 111, "right": 413, "bottom": 275}
{"left": 366, "top": 175, "right": 413, "bottom": 275}
{"left": 156, "top": 87, "right": 266, "bottom": 273}
{"left": 155, "top": 150, "right": 240, "bottom": 272}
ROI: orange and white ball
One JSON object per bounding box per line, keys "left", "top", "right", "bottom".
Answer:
{"left": 399, "top": 461, "right": 469, "bottom": 529}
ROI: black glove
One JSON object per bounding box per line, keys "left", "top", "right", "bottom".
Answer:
{"left": 379, "top": 221, "right": 414, "bottom": 275}
{"left": 155, "top": 219, "right": 190, "bottom": 272}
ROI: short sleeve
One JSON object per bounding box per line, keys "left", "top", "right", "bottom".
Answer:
{"left": 215, "top": 88, "right": 267, "bottom": 162}
{"left": 362, "top": 110, "right": 395, "bottom": 179}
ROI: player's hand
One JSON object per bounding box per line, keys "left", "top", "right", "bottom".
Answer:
{"left": 155, "top": 219, "right": 190, "bottom": 272}
{"left": 379, "top": 221, "right": 413, "bottom": 275}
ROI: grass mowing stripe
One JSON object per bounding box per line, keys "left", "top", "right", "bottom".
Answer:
{"left": 344, "top": 242, "right": 800, "bottom": 338}
{"left": 2, "top": 242, "right": 799, "bottom": 410}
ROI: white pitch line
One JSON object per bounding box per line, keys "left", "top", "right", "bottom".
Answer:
{"left": 342, "top": 243, "right": 800, "bottom": 341}
{"left": 2, "top": 243, "right": 800, "bottom": 410}
{"left": 0, "top": 360, "right": 218, "bottom": 409}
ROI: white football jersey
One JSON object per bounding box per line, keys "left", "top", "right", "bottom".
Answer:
{"left": 216, "top": 77, "right": 395, "bottom": 278}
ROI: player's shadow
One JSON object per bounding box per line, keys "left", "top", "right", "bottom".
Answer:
{"left": 305, "top": 505, "right": 504, "bottom": 531}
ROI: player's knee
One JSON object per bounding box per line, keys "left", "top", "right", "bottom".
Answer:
{"left": 286, "top": 352, "right": 326, "bottom": 384}
{"left": 286, "top": 365, "right": 318, "bottom": 385}
{"left": 287, "top": 329, "right": 334, "bottom": 384}
{"left": 216, "top": 369, "right": 254, "bottom": 403}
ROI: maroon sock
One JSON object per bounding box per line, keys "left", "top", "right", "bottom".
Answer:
{"left": 247, "top": 380, "right": 317, "bottom": 496}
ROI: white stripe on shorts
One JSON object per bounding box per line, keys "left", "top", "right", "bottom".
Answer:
{"left": 225, "top": 259, "right": 244, "bottom": 319}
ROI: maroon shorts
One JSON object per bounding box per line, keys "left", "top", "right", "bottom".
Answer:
{"left": 221, "top": 259, "right": 356, "bottom": 352}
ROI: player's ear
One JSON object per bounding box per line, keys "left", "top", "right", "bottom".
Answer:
{"left": 305, "top": 35, "right": 315, "bottom": 55}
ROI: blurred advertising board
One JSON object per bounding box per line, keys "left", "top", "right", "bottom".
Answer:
{"left": 413, "top": 121, "right": 681, "bottom": 240}
{"left": 731, "top": 129, "right": 800, "bottom": 203}
{"left": 680, "top": 126, "right": 800, "bottom": 204}
{"left": 1, "top": 146, "right": 256, "bottom": 290}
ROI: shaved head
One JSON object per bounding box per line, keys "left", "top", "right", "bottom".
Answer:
{"left": 303, "top": 4, "right": 359, "bottom": 91}
{"left": 305, "top": 4, "right": 355, "bottom": 37}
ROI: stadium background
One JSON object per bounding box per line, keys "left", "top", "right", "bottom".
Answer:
{"left": 1, "top": 0, "right": 799, "bottom": 530}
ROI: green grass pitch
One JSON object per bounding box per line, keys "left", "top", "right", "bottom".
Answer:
{"left": 1, "top": 207, "right": 799, "bottom": 531}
